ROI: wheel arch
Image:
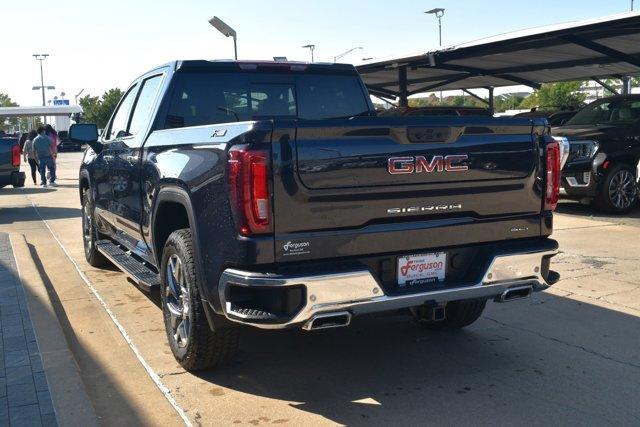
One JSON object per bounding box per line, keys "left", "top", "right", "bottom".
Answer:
{"left": 606, "top": 152, "right": 640, "bottom": 172}
{"left": 152, "top": 186, "right": 219, "bottom": 330}
{"left": 79, "top": 170, "right": 91, "bottom": 204}
{"left": 152, "top": 186, "right": 197, "bottom": 266}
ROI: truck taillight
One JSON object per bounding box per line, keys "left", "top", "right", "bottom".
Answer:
{"left": 11, "top": 144, "right": 20, "bottom": 167}
{"left": 228, "top": 146, "right": 271, "bottom": 236}
{"left": 544, "top": 141, "right": 561, "bottom": 211}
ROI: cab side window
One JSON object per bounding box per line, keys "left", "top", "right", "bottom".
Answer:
{"left": 105, "top": 85, "right": 138, "bottom": 141}
{"left": 128, "top": 75, "right": 164, "bottom": 139}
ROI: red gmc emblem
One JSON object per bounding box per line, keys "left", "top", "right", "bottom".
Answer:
{"left": 388, "top": 155, "right": 469, "bottom": 174}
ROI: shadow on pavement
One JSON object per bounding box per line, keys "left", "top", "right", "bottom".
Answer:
{"left": 24, "top": 243, "right": 145, "bottom": 425}
{"left": 556, "top": 200, "right": 640, "bottom": 223}
{"left": 198, "top": 293, "right": 640, "bottom": 425}
{"left": 0, "top": 206, "right": 80, "bottom": 224}
{"left": 0, "top": 188, "right": 55, "bottom": 195}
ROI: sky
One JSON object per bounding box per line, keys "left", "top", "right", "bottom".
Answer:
{"left": 0, "top": 0, "right": 635, "bottom": 106}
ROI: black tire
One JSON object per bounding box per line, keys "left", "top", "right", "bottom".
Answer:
{"left": 11, "top": 172, "right": 25, "bottom": 188}
{"left": 593, "top": 164, "right": 638, "bottom": 214}
{"left": 81, "top": 188, "right": 109, "bottom": 267}
{"left": 161, "top": 229, "right": 239, "bottom": 371}
{"left": 412, "top": 299, "right": 487, "bottom": 330}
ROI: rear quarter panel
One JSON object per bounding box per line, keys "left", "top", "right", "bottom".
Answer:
{"left": 141, "top": 122, "right": 274, "bottom": 302}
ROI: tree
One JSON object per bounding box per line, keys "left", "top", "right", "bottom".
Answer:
{"left": 519, "top": 81, "right": 586, "bottom": 110}
{"left": 0, "top": 92, "right": 18, "bottom": 132}
{"left": 79, "top": 88, "right": 124, "bottom": 128}
{"left": 494, "top": 94, "right": 525, "bottom": 113}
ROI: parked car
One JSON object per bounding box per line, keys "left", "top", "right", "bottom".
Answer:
{"left": 513, "top": 109, "right": 578, "bottom": 126}
{"left": 58, "top": 130, "right": 84, "bottom": 151}
{"left": 379, "top": 106, "right": 492, "bottom": 117}
{"left": 71, "top": 60, "right": 560, "bottom": 371}
{"left": 0, "top": 136, "right": 25, "bottom": 188}
{"left": 553, "top": 95, "right": 640, "bottom": 213}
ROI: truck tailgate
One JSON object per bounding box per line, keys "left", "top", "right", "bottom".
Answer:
{"left": 272, "top": 117, "right": 545, "bottom": 262}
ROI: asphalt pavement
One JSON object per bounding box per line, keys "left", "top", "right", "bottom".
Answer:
{"left": 0, "top": 151, "right": 638, "bottom": 426}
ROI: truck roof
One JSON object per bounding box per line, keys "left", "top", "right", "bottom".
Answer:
{"left": 173, "top": 60, "right": 359, "bottom": 74}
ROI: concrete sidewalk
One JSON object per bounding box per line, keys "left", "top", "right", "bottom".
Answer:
{"left": 0, "top": 233, "right": 56, "bottom": 426}
{"left": 0, "top": 185, "right": 184, "bottom": 426}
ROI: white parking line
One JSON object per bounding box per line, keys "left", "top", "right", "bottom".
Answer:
{"left": 28, "top": 199, "right": 193, "bottom": 427}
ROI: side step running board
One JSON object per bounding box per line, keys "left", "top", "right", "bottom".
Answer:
{"left": 96, "top": 240, "right": 160, "bottom": 292}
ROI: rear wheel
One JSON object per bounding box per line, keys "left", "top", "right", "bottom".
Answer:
{"left": 594, "top": 164, "right": 637, "bottom": 214}
{"left": 161, "top": 229, "right": 238, "bottom": 371}
{"left": 81, "top": 188, "right": 109, "bottom": 267}
{"left": 412, "top": 299, "right": 487, "bottom": 330}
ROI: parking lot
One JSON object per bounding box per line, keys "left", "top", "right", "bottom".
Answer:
{"left": 0, "top": 152, "right": 637, "bottom": 425}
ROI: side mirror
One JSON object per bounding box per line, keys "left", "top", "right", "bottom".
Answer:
{"left": 69, "top": 123, "right": 102, "bottom": 153}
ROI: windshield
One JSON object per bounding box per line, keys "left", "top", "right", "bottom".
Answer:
{"left": 566, "top": 98, "right": 640, "bottom": 126}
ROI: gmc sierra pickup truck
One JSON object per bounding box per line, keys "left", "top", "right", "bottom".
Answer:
{"left": 70, "top": 60, "right": 560, "bottom": 371}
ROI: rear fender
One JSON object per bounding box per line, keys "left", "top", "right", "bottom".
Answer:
{"left": 152, "top": 187, "right": 218, "bottom": 326}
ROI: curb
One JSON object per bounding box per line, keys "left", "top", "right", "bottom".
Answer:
{"left": 10, "top": 234, "right": 97, "bottom": 426}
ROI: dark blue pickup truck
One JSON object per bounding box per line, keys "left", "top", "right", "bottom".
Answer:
{"left": 70, "top": 60, "right": 560, "bottom": 371}
{"left": 0, "top": 136, "right": 25, "bottom": 188}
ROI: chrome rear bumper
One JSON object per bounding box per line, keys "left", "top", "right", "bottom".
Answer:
{"left": 218, "top": 245, "right": 558, "bottom": 330}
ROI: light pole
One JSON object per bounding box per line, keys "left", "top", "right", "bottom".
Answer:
{"left": 334, "top": 47, "right": 363, "bottom": 63}
{"left": 425, "top": 8, "right": 445, "bottom": 47}
{"left": 209, "top": 16, "right": 237, "bottom": 60}
{"left": 32, "top": 53, "right": 55, "bottom": 124}
{"left": 302, "top": 44, "right": 316, "bottom": 62}
{"left": 75, "top": 88, "right": 85, "bottom": 105}
{"left": 425, "top": 8, "right": 445, "bottom": 104}
{"left": 632, "top": 0, "right": 635, "bottom": 11}
{"left": 33, "top": 54, "right": 49, "bottom": 107}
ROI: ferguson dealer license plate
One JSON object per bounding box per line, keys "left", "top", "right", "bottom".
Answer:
{"left": 397, "top": 252, "right": 446, "bottom": 286}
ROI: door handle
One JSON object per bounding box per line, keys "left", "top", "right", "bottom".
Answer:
{"left": 103, "top": 154, "right": 115, "bottom": 162}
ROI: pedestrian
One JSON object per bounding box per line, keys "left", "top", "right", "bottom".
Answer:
{"left": 22, "top": 130, "right": 39, "bottom": 185}
{"left": 44, "top": 124, "right": 60, "bottom": 157}
{"left": 33, "top": 126, "right": 57, "bottom": 187}
{"left": 18, "top": 132, "right": 28, "bottom": 153}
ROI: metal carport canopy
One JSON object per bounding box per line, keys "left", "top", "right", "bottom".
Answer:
{"left": 357, "top": 12, "right": 640, "bottom": 103}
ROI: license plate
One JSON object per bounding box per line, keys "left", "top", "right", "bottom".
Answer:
{"left": 397, "top": 252, "right": 446, "bottom": 286}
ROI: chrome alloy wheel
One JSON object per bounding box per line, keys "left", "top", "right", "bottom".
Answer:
{"left": 166, "top": 254, "right": 191, "bottom": 348}
{"left": 608, "top": 169, "right": 637, "bottom": 210}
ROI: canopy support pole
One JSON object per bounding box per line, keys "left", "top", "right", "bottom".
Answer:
{"left": 622, "top": 76, "right": 632, "bottom": 94}
{"left": 487, "top": 87, "right": 495, "bottom": 114}
{"left": 398, "top": 66, "right": 408, "bottom": 107}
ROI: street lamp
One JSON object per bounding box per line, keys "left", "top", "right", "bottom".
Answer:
{"left": 32, "top": 54, "right": 52, "bottom": 107}
{"left": 302, "top": 44, "right": 316, "bottom": 62}
{"left": 334, "top": 47, "right": 363, "bottom": 63}
{"left": 426, "top": 8, "right": 446, "bottom": 104}
{"left": 425, "top": 8, "right": 445, "bottom": 47}
{"left": 75, "top": 89, "right": 85, "bottom": 105}
{"left": 209, "top": 16, "right": 238, "bottom": 60}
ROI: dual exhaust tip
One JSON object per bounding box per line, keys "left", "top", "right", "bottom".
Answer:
{"left": 495, "top": 285, "right": 533, "bottom": 303}
{"left": 302, "top": 311, "right": 352, "bottom": 331}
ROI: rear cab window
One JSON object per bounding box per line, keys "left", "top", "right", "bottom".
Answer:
{"left": 162, "top": 69, "right": 371, "bottom": 129}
